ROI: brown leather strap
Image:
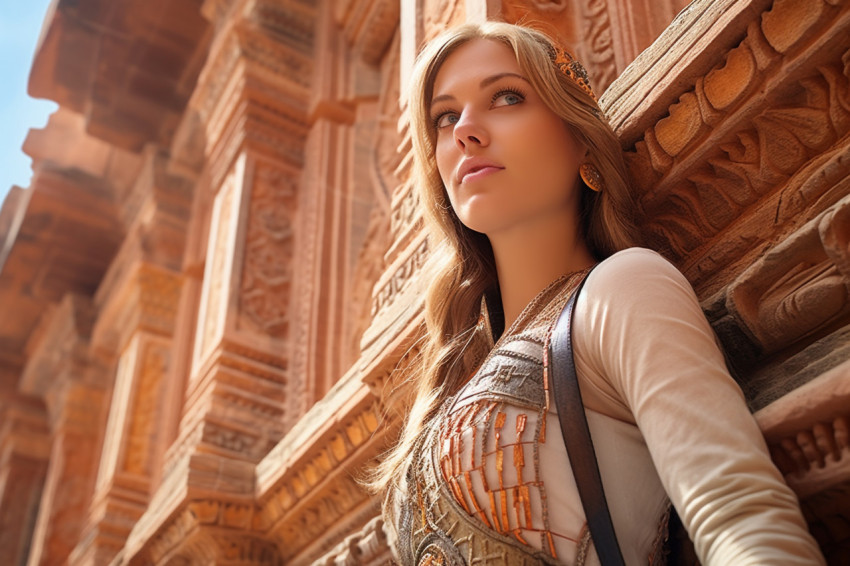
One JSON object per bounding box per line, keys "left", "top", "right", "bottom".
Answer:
{"left": 548, "top": 268, "right": 626, "bottom": 566}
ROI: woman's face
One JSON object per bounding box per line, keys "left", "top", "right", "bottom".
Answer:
{"left": 430, "top": 39, "right": 586, "bottom": 237}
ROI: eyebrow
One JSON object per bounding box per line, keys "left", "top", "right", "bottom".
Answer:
{"left": 431, "top": 72, "right": 529, "bottom": 105}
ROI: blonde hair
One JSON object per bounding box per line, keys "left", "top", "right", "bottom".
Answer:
{"left": 369, "top": 21, "right": 639, "bottom": 508}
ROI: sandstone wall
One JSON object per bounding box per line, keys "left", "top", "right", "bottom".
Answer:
{"left": 0, "top": 0, "right": 846, "bottom": 564}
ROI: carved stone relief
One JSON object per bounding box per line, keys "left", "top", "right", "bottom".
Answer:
{"left": 576, "top": 0, "right": 617, "bottom": 94}
{"left": 256, "top": 394, "right": 384, "bottom": 561}
{"left": 238, "top": 161, "right": 296, "bottom": 339}
{"left": 726, "top": 195, "right": 850, "bottom": 357}
{"left": 626, "top": 1, "right": 850, "bottom": 294}
{"left": 753, "top": 360, "right": 850, "bottom": 562}
{"left": 135, "top": 498, "right": 282, "bottom": 566}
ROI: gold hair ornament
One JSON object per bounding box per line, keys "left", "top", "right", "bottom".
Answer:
{"left": 553, "top": 46, "right": 597, "bottom": 102}
{"left": 580, "top": 163, "right": 604, "bottom": 192}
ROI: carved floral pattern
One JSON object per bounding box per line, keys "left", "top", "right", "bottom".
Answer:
{"left": 627, "top": 2, "right": 850, "bottom": 290}
{"left": 239, "top": 162, "right": 296, "bottom": 338}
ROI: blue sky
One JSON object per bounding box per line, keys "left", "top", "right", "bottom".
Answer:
{"left": 0, "top": 0, "right": 59, "bottom": 206}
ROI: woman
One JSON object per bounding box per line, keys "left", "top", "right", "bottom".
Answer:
{"left": 371, "top": 22, "right": 825, "bottom": 565}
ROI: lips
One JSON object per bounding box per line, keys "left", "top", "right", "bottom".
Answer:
{"left": 457, "top": 157, "right": 504, "bottom": 185}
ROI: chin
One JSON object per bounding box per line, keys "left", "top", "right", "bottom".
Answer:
{"left": 455, "top": 215, "right": 507, "bottom": 236}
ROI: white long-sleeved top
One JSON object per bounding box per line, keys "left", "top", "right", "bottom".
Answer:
{"left": 571, "top": 248, "right": 824, "bottom": 565}
{"left": 388, "top": 247, "right": 825, "bottom": 566}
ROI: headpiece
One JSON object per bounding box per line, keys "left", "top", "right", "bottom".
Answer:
{"left": 553, "top": 46, "right": 597, "bottom": 102}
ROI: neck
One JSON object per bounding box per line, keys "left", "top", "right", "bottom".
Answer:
{"left": 489, "top": 217, "right": 595, "bottom": 329}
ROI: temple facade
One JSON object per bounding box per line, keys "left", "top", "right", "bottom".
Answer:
{"left": 0, "top": 0, "right": 847, "bottom": 564}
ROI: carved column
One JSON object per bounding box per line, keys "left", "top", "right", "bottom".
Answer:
{"left": 288, "top": 0, "right": 398, "bottom": 413}
{"left": 20, "top": 295, "right": 107, "bottom": 566}
{"left": 122, "top": 1, "right": 316, "bottom": 563}
{"left": 0, "top": 395, "right": 50, "bottom": 565}
{"left": 69, "top": 149, "right": 190, "bottom": 566}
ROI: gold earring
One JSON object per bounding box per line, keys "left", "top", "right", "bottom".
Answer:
{"left": 580, "top": 162, "right": 604, "bottom": 192}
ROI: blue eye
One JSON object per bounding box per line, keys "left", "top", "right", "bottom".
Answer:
{"left": 433, "top": 112, "right": 458, "bottom": 129}
{"left": 492, "top": 88, "right": 526, "bottom": 107}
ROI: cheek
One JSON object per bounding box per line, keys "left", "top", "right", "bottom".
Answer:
{"left": 521, "top": 123, "right": 582, "bottom": 186}
{"left": 434, "top": 138, "right": 456, "bottom": 188}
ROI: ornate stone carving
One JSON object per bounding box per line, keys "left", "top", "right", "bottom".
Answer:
{"left": 754, "top": 360, "right": 850, "bottom": 559}
{"left": 370, "top": 235, "right": 429, "bottom": 320}
{"left": 255, "top": 383, "right": 384, "bottom": 561}
{"left": 722, "top": 195, "right": 850, "bottom": 361}
{"left": 137, "top": 497, "right": 281, "bottom": 565}
{"left": 772, "top": 413, "right": 849, "bottom": 494}
{"left": 239, "top": 161, "right": 296, "bottom": 338}
{"left": 627, "top": 2, "right": 850, "bottom": 291}
{"left": 578, "top": 0, "right": 617, "bottom": 94}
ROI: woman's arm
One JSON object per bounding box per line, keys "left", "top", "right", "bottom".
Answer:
{"left": 573, "top": 247, "right": 825, "bottom": 565}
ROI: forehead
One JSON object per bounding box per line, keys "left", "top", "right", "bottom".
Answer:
{"left": 432, "top": 39, "right": 521, "bottom": 95}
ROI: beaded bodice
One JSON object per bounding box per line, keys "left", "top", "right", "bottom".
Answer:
{"left": 393, "top": 270, "right": 594, "bottom": 566}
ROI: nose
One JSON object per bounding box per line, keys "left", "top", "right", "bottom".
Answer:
{"left": 453, "top": 110, "right": 488, "bottom": 150}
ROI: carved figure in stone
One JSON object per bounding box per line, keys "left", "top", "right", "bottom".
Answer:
{"left": 368, "top": 22, "right": 826, "bottom": 566}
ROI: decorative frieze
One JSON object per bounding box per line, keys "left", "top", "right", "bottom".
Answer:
{"left": 255, "top": 368, "right": 387, "bottom": 560}
{"left": 755, "top": 360, "right": 850, "bottom": 560}
{"left": 622, "top": 0, "right": 850, "bottom": 292}
{"left": 139, "top": 497, "right": 280, "bottom": 565}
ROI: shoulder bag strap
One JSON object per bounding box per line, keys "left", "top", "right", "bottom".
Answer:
{"left": 548, "top": 268, "right": 626, "bottom": 566}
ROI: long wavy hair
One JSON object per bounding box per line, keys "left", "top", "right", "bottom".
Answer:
{"left": 369, "top": 21, "right": 640, "bottom": 509}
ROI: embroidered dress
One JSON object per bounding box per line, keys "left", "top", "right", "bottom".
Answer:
{"left": 389, "top": 248, "right": 826, "bottom": 566}
{"left": 393, "top": 269, "right": 663, "bottom": 565}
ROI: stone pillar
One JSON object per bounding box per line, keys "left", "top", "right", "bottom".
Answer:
{"left": 288, "top": 0, "right": 397, "bottom": 411}
{"left": 19, "top": 295, "right": 106, "bottom": 566}
{"left": 122, "top": 1, "right": 317, "bottom": 562}
{"left": 69, "top": 149, "right": 190, "bottom": 566}
{"left": 0, "top": 395, "right": 50, "bottom": 565}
